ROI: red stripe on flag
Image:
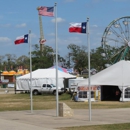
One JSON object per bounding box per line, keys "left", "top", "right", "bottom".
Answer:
{"left": 15, "top": 39, "right": 24, "bottom": 44}
{"left": 69, "top": 27, "right": 82, "bottom": 33}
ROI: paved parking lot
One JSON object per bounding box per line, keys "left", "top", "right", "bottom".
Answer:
{"left": 0, "top": 108, "right": 130, "bottom": 130}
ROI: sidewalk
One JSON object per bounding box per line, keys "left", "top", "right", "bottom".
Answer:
{"left": 0, "top": 108, "right": 130, "bottom": 130}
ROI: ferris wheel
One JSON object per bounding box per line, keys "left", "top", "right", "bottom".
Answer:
{"left": 101, "top": 16, "right": 130, "bottom": 64}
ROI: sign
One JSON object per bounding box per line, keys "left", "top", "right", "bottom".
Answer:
{"left": 7, "top": 84, "right": 15, "bottom": 88}
{"left": 77, "top": 86, "right": 98, "bottom": 91}
{"left": 1, "top": 79, "right": 9, "bottom": 83}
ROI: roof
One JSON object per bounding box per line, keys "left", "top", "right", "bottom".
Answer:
{"left": 49, "top": 66, "right": 68, "bottom": 73}
{"left": 78, "top": 60, "right": 130, "bottom": 86}
{"left": 17, "top": 68, "right": 76, "bottom": 79}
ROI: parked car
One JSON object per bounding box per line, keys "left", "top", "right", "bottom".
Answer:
{"left": 90, "top": 68, "right": 97, "bottom": 75}
{"left": 32, "top": 84, "right": 64, "bottom": 95}
{"left": 81, "top": 68, "right": 97, "bottom": 75}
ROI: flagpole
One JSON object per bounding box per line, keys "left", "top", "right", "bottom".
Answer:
{"left": 87, "top": 18, "right": 91, "bottom": 121}
{"left": 29, "top": 30, "right": 33, "bottom": 113}
{"left": 54, "top": 2, "right": 59, "bottom": 117}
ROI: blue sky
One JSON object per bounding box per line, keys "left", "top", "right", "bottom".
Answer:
{"left": 0, "top": 0, "right": 130, "bottom": 59}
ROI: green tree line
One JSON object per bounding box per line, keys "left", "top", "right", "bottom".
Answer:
{"left": 0, "top": 44, "right": 129, "bottom": 74}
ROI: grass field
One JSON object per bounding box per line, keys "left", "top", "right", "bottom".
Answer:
{"left": 0, "top": 92, "right": 130, "bottom": 111}
{"left": 0, "top": 92, "right": 130, "bottom": 130}
{"left": 60, "top": 123, "right": 130, "bottom": 130}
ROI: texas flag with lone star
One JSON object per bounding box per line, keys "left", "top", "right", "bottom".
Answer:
{"left": 69, "top": 22, "right": 87, "bottom": 33}
{"left": 14, "top": 34, "right": 28, "bottom": 45}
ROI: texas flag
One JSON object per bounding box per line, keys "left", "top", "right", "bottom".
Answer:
{"left": 14, "top": 34, "right": 28, "bottom": 45}
{"left": 69, "top": 22, "right": 87, "bottom": 33}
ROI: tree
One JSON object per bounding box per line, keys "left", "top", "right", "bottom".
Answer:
{"left": 4, "top": 54, "right": 17, "bottom": 71}
{"left": 31, "top": 44, "right": 54, "bottom": 70}
{"left": 67, "top": 44, "right": 88, "bottom": 74}
{"left": 91, "top": 47, "right": 108, "bottom": 71}
{"left": 67, "top": 44, "right": 112, "bottom": 74}
{"left": 16, "top": 55, "right": 30, "bottom": 70}
{"left": 103, "top": 45, "right": 130, "bottom": 64}
{"left": 0, "top": 55, "right": 4, "bottom": 71}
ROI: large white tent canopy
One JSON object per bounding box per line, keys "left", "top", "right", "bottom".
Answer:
{"left": 16, "top": 68, "right": 76, "bottom": 90}
{"left": 78, "top": 60, "right": 130, "bottom": 86}
{"left": 17, "top": 69, "right": 76, "bottom": 79}
{"left": 78, "top": 60, "right": 130, "bottom": 101}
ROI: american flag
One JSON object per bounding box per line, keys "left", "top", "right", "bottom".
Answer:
{"left": 38, "top": 6, "right": 54, "bottom": 17}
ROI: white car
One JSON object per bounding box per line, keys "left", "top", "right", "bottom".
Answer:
{"left": 32, "top": 84, "right": 64, "bottom": 95}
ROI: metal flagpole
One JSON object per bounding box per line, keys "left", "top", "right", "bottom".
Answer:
{"left": 87, "top": 18, "right": 91, "bottom": 121}
{"left": 54, "top": 3, "right": 59, "bottom": 117}
{"left": 29, "top": 30, "right": 33, "bottom": 113}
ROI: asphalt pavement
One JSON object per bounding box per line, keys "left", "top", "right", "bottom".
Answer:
{"left": 0, "top": 88, "right": 130, "bottom": 130}
{"left": 0, "top": 108, "right": 130, "bottom": 130}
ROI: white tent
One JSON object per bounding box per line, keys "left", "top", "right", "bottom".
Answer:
{"left": 78, "top": 60, "right": 130, "bottom": 101}
{"left": 16, "top": 68, "right": 76, "bottom": 90}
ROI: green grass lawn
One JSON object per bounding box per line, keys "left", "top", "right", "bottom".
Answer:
{"left": 0, "top": 92, "right": 130, "bottom": 111}
{"left": 0, "top": 93, "right": 130, "bottom": 130}
{"left": 60, "top": 123, "right": 130, "bottom": 130}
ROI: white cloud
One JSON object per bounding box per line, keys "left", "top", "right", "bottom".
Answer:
{"left": 51, "top": 17, "right": 65, "bottom": 23}
{"left": 64, "top": 0, "right": 76, "bottom": 2}
{"left": 113, "top": 0, "right": 128, "bottom": 1}
{"left": 0, "top": 37, "right": 11, "bottom": 43}
{"left": 7, "top": 11, "right": 17, "bottom": 14}
{"left": 48, "top": 33, "right": 55, "bottom": 36}
{"left": 47, "top": 37, "right": 82, "bottom": 47}
{"left": 97, "top": 32, "right": 102, "bottom": 35}
{"left": 0, "top": 24, "right": 11, "bottom": 27}
{"left": 0, "top": 15, "right": 3, "bottom": 20}
{"left": 65, "top": 37, "right": 82, "bottom": 44}
{"left": 47, "top": 36, "right": 82, "bottom": 45}
{"left": 92, "top": 0, "right": 102, "bottom": 3}
{"left": 30, "top": 33, "right": 37, "bottom": 38}
{"left": 15, "top": 23, "right": 26, "bottom": 28}
{"left": 92, "top": 25, "right": 98, "bottom": 27}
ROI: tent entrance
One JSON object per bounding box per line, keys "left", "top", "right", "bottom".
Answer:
{"left": 101, "top": 85, "right": 121, "bottom": 101}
